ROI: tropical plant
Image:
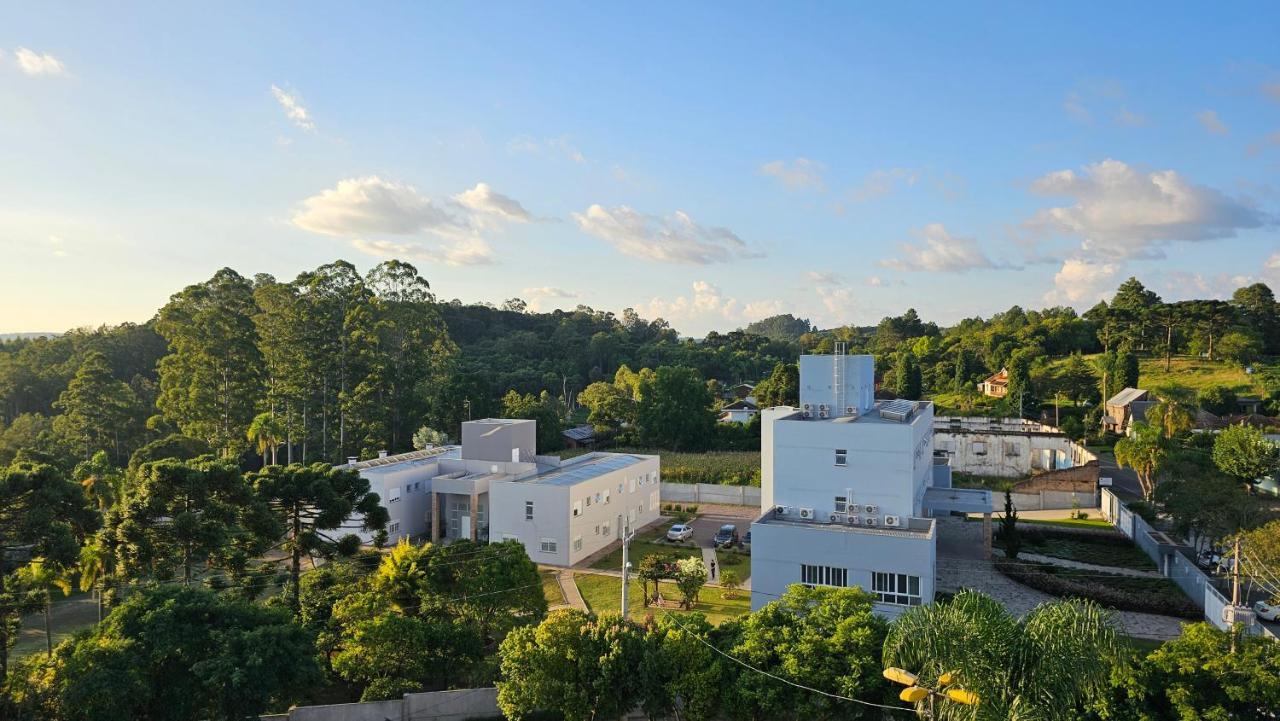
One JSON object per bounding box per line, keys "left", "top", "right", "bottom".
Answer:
{"left": 882, "top": 590, "right": 1124, "bottom": 721}
{"left": 1147, "top": 385, "right": 1197, "bottom": 439}
{"left": 246, "top": 412, "right": 286, "bottom": 466}
{"left": 1114, "top": 422, "right": 1167, "bottom": 500}
{"left": 16, "top": 558, "right": 72, "bottom": 657}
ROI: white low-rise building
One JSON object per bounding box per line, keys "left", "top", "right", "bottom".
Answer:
{"left": 340, "top": 418, "right": 660, "bottom": 565}
{"left": 751, "top": 351, "right": 992, "bottom": 617}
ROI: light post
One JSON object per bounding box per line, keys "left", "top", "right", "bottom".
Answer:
{"left": 883, "top": 667, "right": 979, "bottom": 720}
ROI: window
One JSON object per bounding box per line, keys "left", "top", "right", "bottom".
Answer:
{"left": 388, "top": 521, "right": 401, "bottom": 535}
{"left": 835, "top": 449, "right": 848, "bottom": 466}
{"left": 388, "top": 486, "right": 402, "bottom": 503}
{"left": 650, "top": 491, "right": 659, "bottom": 510}
{"left": 1004, "top": 442, "right": 1020, "bottom": 457}
{"left": 618, "top": 483, "right": 623, "bottom": 494}
{"left": 604, "top": 490, "right": 611, "bottom": 504}
{"left": 525, "top": 501, "right": 534, "bottom": 520}
{"left": 585, "top": 495, "right": 592, "bottom": 507}
{"left": 594, "top": 524, "right": 601, "bottom": 536}
{"left": 540, "top": 538, "right": 558, "bottom": 553}
{"left": 973, "top": 441, "right": 987, "bottom": 456}
{"left": 872, "top": 572, "right": 922, "bottom": 606}
{"left": 602, "top": 521, "right": 611, "bottom": 536}
{"left": 573, "top": 536, "right": 583, "bottom": 552}
{"left": 573, "top": 500, "right": 582, "bottom": 517}
{"left": 595, "top": 492, "right": 602, "bottom": 503}
{"left": 501, "top": 533, "right": 518, "bottom": 542}
{"left": 800, "top": 564, "right": 847, "bottom": 588}
{"left": 405, "top": 484, "right": 411, "bottom": 494}
{"left": 834, "top": 496, "right": 847, "bottom": 513}
{"left": 638, "top": 503, "right": 644, "bottom": 515}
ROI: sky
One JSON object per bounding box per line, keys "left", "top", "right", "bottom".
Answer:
{"left": 2, "top": 3, "right": 1279, "bottom": 336}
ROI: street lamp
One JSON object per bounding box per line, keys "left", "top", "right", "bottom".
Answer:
{"left": 883, "top": 667, "right": 979, "bottom": 719}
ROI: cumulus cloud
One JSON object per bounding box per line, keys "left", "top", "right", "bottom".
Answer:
{"left": 14, "top": 47, "right": 66, "bottom": 76}
{"left": 453, "top": 182, "right": 532, "bottom": 223}
{"left": 271, "top": 85, "right": 315, "bottom": 132}
{"left": 806, "top": 271, "right": 843, "bottom": 285}
{"left": 292, "top": 176, "right": 533, "bottom": 266}
{"left": 850, "top": 167, "right": 920, "bottom": 202}
{"left": 866, "top": 275, "right": 886, "bottom": 287}
{"left": 880, "top": 223, "right": 1005, "bottom": 272}
{"left": 522, "top": 286, "right": 577, "bottom": 299}
{"left": 1027, "top": 159, "right": 1267, "bottom": 260}
{"left": 758, "top": 158, "right": 825, "bottom": 190}
{"left": 1044, "top": 257, "right": 1123, "bottom": 306}
{"left": 1063, "top": 91, "right": 1091, "bottom": 122}
{"left": 1196, "top": 110, "right": 1228, "bottom": 135}
{"left": 1116, "top": 108, "right": 1148, "bottom": 127}
{"left": 816, "top": 286, "right": 856, "bottom": 318}
{"left": 634, "top": 281, "right": 779, "bottom": 332}
{"left": 572, "top": 204, "right": 759, "bottom": 264}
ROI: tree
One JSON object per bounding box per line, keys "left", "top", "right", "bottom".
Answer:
{"left": 1056, "top": 353, "right": 1097, "bottom": 406}
{"left": 423, "top": 539, "right": 547, "bottom": 647}
{"left": 1212, "top": 423, "right": 1280, "bottom": 489}
{"left": 333, "top": 611, "right": 483, "bottom": 700}
{"left": 1005, "top": 350, "right": 1035, "bottom": 414}
{"left": 15, "top": 558, "right": 72, "bottom": 657}
{"left": 411, "top": 426, "right": 450, "bottom": 449}
{"left": 502, "top": 390, "right": 564, "bottom": 452}
{"left": 1116, "top": 348, "right": 1140, "bottom": 389}
{"left": 1232, "top": 282, "right": 1280, "bottom": 354}
{"left": 578, "top": 381, "right": 632, "bottom": 433}
{"left": 251, "top": 462, "right": 388, "bottom": 613}
{"left": 744, "top": 314, "right": 812, "bottom": 341}
{"left": 116, "top": 457, "right": 270, "bottom": 585}
{"left": 1241, "top": 520, "right": 1280, "bottom": 602}
{"left": 893, "top": 351, "right": 923, "bottom": 401}
{"left": 1116, "top": 622, "right": 1280, "bottom": 720}
{"left": 720, "top": 569, "right": 741, "bottom": 598}
{"left": 636, "top": 367, "right": 717, "bottom": 451}
{"left": 0, "top": 460, "right": 95, "bottom": 678}
{"left": 1110, "top": 277, "right": 1162, "bottom": 350}
{"left": 883, "top": 590, "right": 1123, "bottom": 721}
{"left": 754, "top": 362, "right": 799, "bottom": 407}
{"left": 1217, "top": 331, "right": 1262, "bottom": 368}
{"left": 246, "top": 412, "right": 285, "bottom": 466}
{"left": 1114, "top": 422, "right": 1167, "bottom": 500}
{"left": 126, "top": 433, "right": 210, "bottom": 477}
{"left": 52, "top": 351, "right": 138, "bottom": 463}
{"left": 1197, "top": 385, "right": 1238, "bottom": 416}
{"left": 673, "top": 557, "right": 708, "bottom": 609}
{"left": 1147, "top": 385, "right": 1197, "bottom": 439}
{"left": 155, "top": 268, "right": 264, "bottom": 457}
{"left": 29, "top": 585, "right": 322, "bottom": 721}
{"left": 720, "top": 585, "right": 888, "bottom": 721}
{"left": 998, "top": 488, "right": 1022, "bottom": 559}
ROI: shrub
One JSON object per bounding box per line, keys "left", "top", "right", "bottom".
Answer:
{"left": 995, "top": 558, "right": 1200, "bottom": 618}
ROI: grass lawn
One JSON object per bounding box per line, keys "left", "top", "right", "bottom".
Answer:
{"left": 1126, "top": 636, "right": 1166, "bottom": 655}
{"left": 541, "top": 570, "right": 566, "bottom": 607}
{"left": 589, "top": 528, "right": 702, "bottom": 571}
{"left": 714, "top": 549, "right": 751, "bottom": 581}
{"left": 1018, "top": 516, "right": 1115, "bottom": 530}
{"left": 13, "top": 591, "right": 99, "bottom": 660}
{"left": 1006, "top": 536, "right": 1156, "bottom": 571}
{"left": 952, "top": 472, "right": 1029, "bottom": 491}
{"left": 573, "top": 572, "right": 750, "bottom": 626}
{"left": 1039, "top": 354, "right": 1264, "bottom": 396}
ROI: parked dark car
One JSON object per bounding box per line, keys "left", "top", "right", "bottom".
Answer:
{"left": 713, "top": 524, "right": 738, "bottom": 548}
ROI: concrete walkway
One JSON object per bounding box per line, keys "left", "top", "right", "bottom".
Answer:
{"left": 702, "top": 546, "right": 719, "bottom": 583}
{"left": 556, "top": 569, "right": 588, "bottom": 611}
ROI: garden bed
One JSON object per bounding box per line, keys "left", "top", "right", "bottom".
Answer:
{"left": 995, "top": 558, "right": 1200, "bottom": 618}
{"left": 1000, "top": 526, "right": 1156, "bottom": 571}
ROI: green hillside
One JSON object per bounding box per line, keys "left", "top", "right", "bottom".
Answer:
{"left": 1040, "top": 355, "right": 1266, "bottom": 397}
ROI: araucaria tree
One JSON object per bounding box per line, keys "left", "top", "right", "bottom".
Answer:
{"left": 251, "top": 462, "right": 388, "bottom": 612}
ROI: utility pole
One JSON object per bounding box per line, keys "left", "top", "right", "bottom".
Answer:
{"left": 1231, "top": 534, "right": 1243, "bottom": 654}
{"left": 620, "top": 522, "right": 634, "bottom": 615}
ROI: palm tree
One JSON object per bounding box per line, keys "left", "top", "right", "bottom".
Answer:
{"left": 883, "top": 591, "right": 1124, "bottom": 721}
{"left": 78, "top": 534, "right": 117, "bottom": 622}
{"left": 74, "top": 450, "right": 123, "bottom": 512}
{"left": 16, "top": 558, "right": 73, "bottom": 657}
{"left": 1148, "top": 385, "right": 1196, "bottom": 439}
{"left": 1114, "top": 422, "right": 1167, "bottom": 501}
{"left": 246, "top": 412, "right": 286, "bottom": 466}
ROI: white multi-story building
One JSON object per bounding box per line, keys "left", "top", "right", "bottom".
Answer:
{"left": 750, "top": 352, "right": 992, "bottom": 617}
{"left": 341, "top": 418, "right": 660, "bottom": 565}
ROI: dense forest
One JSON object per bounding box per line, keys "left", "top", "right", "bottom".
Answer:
{"left": 3, "top": 262, "right": 1279, "bottom": 474}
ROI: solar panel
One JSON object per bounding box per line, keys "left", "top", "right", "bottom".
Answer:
{"left": 879, "top": 399, "right": 917, "bottom": 422}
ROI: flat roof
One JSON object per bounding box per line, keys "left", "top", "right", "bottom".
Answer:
{"left": 754, "top": 513, "right": 934, "bottom": 537}
{"left": 776, "top": 399, "right": 932, "bottom": 426}
{"left": 344, "top": 446, "right": 460, "bottom": 471}
{"left": 528, "top": 452, "right": 651, "bottom": 486}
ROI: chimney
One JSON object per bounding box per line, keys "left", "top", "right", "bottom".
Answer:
{"left": 378, "top": 449, "right": 389, "bottom": 459}
{"left": 346, "top": 456, "right": 358, "bottom": 466}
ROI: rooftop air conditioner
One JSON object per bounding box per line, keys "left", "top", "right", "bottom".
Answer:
{"left": 798, "top": 507, "right": 814, "bottom": 520}
{"left": 801, "top": 411, "right": 811, "bottom": 419}
{"left": 829, "top": 512, "right": 843, "bottom": 523}
{"left": 864, "top": 504, "right": 879, "bottom": 514}
{"left": 847, "top": 515, "right": 862, "bottom": 525}
{"left": 819, "top": 408, "right": 829, "bottom": 418}
{"left": 774, "top": 505, "right": 787, "bottom": 516}
{"left": 803, "top": 403, "right": 812, "bottom": 411}
{"left": 864, "top": 516, "right": 879, "bottom": 527}
{"left": 845, "top": 406, "right": 855, "bottom": 415}
{"left": 883, "top": 515, "right": 901, "bottom": 527}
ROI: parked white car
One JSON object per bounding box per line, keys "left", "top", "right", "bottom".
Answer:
{"left": 1256, "top": 600, "right": 1279, "bottom": 622}
{"left": 666, "top": 523, "right": 694, "bottom": 542}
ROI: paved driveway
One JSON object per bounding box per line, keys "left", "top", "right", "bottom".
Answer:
{"left": 688, "top": 514, "right": 746, "bottom": 548}
{"left": 1097, "top": 451, "right": 1143, "bottom": 500}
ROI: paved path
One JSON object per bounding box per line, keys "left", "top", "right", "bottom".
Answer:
{"left": 702, "top": 546, "right": 719, "bottom": 583}
{"left": 556, "top": 569, "right": 588, "bottom": 611}
{"left": 1002, "top": 550, "right": 1163, "bottom": 578}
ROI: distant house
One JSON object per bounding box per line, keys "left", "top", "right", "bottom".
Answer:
{"left": 720, "top": 398, "right": 759, "bottom": 424}
{"left": 728, "top": 382, "right": 756, "bottom": 401}
{"left": 1103, "top": 387, "right": 1150, "bottom": 434}
{"left": 562, "top": 425, "right": 597, "bottom": 449}
{"left": 978, "top": 369, "right": 1009, "bottom": 398}
{"left": 1236, "top": 396, "right": 1265, "bottom": 415}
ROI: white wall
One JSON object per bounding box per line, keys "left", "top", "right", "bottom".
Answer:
{"left": 798, "top": 354, "right": 875, "bottom": 415}
{"left": 489, "top": 480, "right": 569, "bottom": 565}
{"left": 749, "top": 519, "right": 936, "bottom": 619}
{"left": 353, "top": 460, "right": 441, "bottom": 544}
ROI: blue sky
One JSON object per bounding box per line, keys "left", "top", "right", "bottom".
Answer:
{"left": 2, "top": 2, "right": 1279, "bottom": 334}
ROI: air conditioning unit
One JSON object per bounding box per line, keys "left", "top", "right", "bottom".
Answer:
{"left": 801, "top": 411, "right": 811, "bottom": 419}
{"left": 818, "top": 404, "right": 828, "bottom": 412}
{"left": 798, "top": 507, "right": 815, "bottom": 520}
{"left": 829, "top": 512, "right": 843, "bottom": 523}
{"left": 883, "top": 515, "right": 901, "bottom": 527}
{"left": 819, "top": 408, "right": 829, "bottom": 419}
{"left": 864, "top": 516, "right": 879, "bottom": 527}
{"left": 864, "top": 504, "right": 878, "bottom": 514}
{"left": 774, "top": 505, "right": 787, "bottom": 516}
{"left": 802, "top": 403, "right": 812, "bottom": 411}
{"left": 845, "top": 406, "right": 855, "bottom": 415}
{"left": 847, "top": 514, "right": 862, "bottom": 525}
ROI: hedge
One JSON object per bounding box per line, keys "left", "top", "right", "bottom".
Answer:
{"left": 995, "top": 558, "right": 1201, "bottom": 619}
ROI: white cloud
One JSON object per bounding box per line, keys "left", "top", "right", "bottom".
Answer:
{"left": 1116, "top": 108, "right": 1147, "bottom": 127}
{"left": 1196, "top": 110, "right": 1228, "bottom": 135}
{"left": 1063, "top": 91, "right": 1091, "bottom": 122}
{"left": 850, "top": 168, "right": 920, "bottom": 202}
{"left": 572, "top": 204, "right": 759, "bottom": 264}
{"left": 351, "top": 237, "right": 494, "bottom": 266}
{"left": 758, "top": 158, "right": 825, "bottom": 190}
{"left": 880, "top": 223, "right": 1005, "bottom": 272}
{"left": 634, "top": 281, "right": 779, "bottom": 332}
{"left": 806, "top": 270, "right": 843, "bottom": 285}
{"left": 271, "top": 85, "right": 315, "bottom": 132}
{"left": 817, "top": 286, "right": 856, "bottom": 318}
{"left": 522, "top": 286, "right": 577, "bottom": 298}
{"left": 1044, "top": 257, "right": 1123, "bottom": 306}
{"left": 453, "top": 182, "right": 532, "bottom": 224}
{"left": 293, "top": 176, "right": 533, "bottom": 265}
{"left": 1027, "top": 159, "right": 1266, "bottom": 260}
{"left": 507, "top": 134, "right": 586, "bottom": 163}
{"left": 47, "top": 235, "right": 67, "bottom": 258}
{"left": 14, "top": 47, "right": 66, "bottom": 76}
{"left": 866, "top": 275, "right": 886, "bottom": 287}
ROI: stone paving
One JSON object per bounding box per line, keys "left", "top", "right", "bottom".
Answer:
{"left": 556, "top": 569, "right": 588, "bottom": 611}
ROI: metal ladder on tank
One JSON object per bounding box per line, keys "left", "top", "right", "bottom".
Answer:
{"left": 833, "top": 341, "right": 846, "bottom": 417}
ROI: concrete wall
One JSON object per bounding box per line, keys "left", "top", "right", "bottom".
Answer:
{"left": 749, "top": 517, "right": 935, "bottom": 619}
{"left": 798, "top": 354, "right": 876, "bottom": 415}
{"left": 934, "top": 417, "right": 1097, "bottom": 479}
{"left": 353, "top": 458, "right": 443, "bottom": 544}
{"left": 660, "top": 482, "right": 761, "bottom": 506}
{"left": 1008, "top": 490, "right": 1097, "bottom": 511}
{"left": 263, "top": 688, "right": 500, "bottom": 721}
{"left": 461, "top": 419, "right": 536, "bottom": 462}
